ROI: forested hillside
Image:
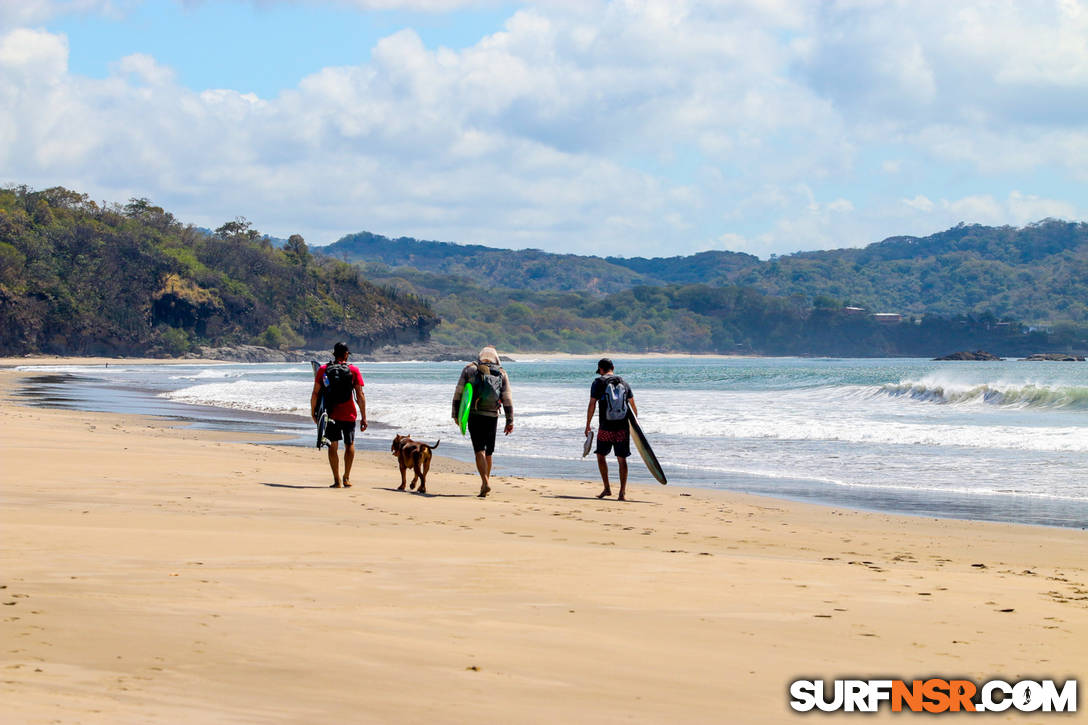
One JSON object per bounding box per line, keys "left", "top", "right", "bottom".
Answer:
{"left": 354, "top": 261, "right": 1079, "bottom": 357}
{"left": 327, "top": 221, "right": 1088, "bottom": 326}
{"left": 735, "top": 221, "right": 1088, "bottom": 323}
{"left": 329, "top": 231, "right": 653, "bottom": 294}
{"left": 0, "top": 187, "right": 436, "bottom": 356}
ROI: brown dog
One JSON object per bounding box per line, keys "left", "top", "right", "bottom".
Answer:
{"left": 391, "top": 434, "right": 440, "bottom": 494}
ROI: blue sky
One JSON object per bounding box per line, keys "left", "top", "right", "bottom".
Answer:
{"left": 51, "top": 1, "right": 520, "bottom": 96}
{"left": 2, "top": 0, "right": 1086, "bottom": 258}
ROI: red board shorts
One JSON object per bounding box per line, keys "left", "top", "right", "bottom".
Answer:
{"left": 595, "top": 427, "right": 630, "bottom": 458}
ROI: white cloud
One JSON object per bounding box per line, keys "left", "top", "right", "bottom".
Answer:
{"left": 0, "top": 1, "right": 1085, "bottom": 259}
{"left": 1006, "top": 190, "right": 1079, "bottom": 223}
{"left": 716, "top": 232, "right": 749, "bottom": 251}
{"left": 112, "top": 52, "right": 175, "bottom": 85}
{"left": 941, "top": 195, "right": 1006, "bottom": 226}
{"left": 902, "top": 195, "right": 934, "bottom": 213}
{"left": 0, "top": 28, "right": 68, "bottom": 78}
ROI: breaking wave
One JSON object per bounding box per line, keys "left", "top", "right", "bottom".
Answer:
{"left": 878, "top": 380, "right": 1088, "bottom": 410}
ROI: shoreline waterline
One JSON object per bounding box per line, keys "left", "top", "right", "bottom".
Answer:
{"left": 6, "top": 356, "right": 1088, "bottom": 529}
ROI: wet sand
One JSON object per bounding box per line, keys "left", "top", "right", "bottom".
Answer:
{"left": 1, "top": 363, "right": 1085, "bottom": 723}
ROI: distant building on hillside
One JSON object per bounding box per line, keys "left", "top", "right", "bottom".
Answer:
{"left": 843, "top": 306, "right": 866, "bottom": 316}
{"left": 872, "top": 313, "right": 902, "bottom": 324}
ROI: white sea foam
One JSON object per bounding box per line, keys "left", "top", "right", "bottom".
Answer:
{"left": 162, "top": 380, "right": 313, "bottom": 415}
{"left": 169, "top": 369, "right": 246, "bottom": 381}
{"left": 160, "top": 376, "right": 1088, "bottom": 454}
{"left": 138, "top": 358, "right": 1088, "bottom": 515}
{"left": 820, "top": 478, "right": 1088, "bottom": 502}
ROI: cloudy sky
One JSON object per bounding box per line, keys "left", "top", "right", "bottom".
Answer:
{"left": 2, "top": 0, "right": 1086, "bottom": 257}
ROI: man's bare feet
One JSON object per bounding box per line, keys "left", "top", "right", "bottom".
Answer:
{"left": 617, "top": 494, "right": 626, "bottom": 501}
{"left": 478, "top": 485, "right": 491, "bottom": 498}
{"left": 596, "top": 489, "right": 611, "bottom": 499}
{"left": 342, "top": 478, "right": 352, "bottom": 488}
{"left": 330, "top": 482, "right": 342, "bottom": 488}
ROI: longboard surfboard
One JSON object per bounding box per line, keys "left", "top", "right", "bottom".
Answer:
{"left": 458, "top": 382, "right": 474, "bottom": 435}
{"left": 310, "top": 360, "right": 330, "bottom": 449}
{"left": 628, "top": 410, "right": 667, "bottom": 484}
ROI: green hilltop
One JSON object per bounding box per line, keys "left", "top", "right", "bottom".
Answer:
{"left": 324, "top": 222, "right": 1088, "bottom": 356}
{"left": 0, "top": 187, "right": 436, "bottom": 357}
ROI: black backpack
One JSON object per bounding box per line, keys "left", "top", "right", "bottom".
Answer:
{"left": 472, "top": 362, "right": 504, "bottom": 413}
{"left": 324, "top": 361, "right": 355, "bottom": 406}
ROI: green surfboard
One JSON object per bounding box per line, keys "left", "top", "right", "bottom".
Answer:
{"left": 458, "top": 382, "right": 474, "bottom": 435}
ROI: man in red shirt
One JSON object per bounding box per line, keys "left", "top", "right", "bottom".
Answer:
{"left": 310, "top": 342, "right": 367, "bottom": 488}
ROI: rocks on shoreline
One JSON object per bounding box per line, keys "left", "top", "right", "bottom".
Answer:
{"left": 933, "top": 350, "right": 1086, "bottom": 362}
{"left": 1020, "top": 353, "right": 1086, "bottom": 362}
{"left": 933, "top": 350, "right": 1003, "bottom": 361}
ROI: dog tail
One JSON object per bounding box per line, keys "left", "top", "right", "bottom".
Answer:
{"left": 429, "top": 439, "right": 440, "bottom": 450}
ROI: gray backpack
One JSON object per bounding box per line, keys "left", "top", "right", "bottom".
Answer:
{"left": 601, "top": 376, "right": 628, "bottom": 421}
{"left": 473, "top": 362, "right": 504, "bottom": 412}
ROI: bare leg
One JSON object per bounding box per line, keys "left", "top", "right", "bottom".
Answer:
{"left": 342, "top": 443, "right": 354, "bottom": 486}
{"left": 475, "top": 451, "right": 491, "bottom": 497}
{"left": 617, "top": 457, "right": 628, "bottom": 501}
{"left": 595, "top": 453, "right": 611, "bottom": 498}
{"left": 327, "top": 441, "right": 341, "bottom": 487}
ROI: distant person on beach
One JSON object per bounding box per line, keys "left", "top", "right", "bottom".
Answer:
{"left": 585, "top": 358, "right": 636, "bottom": 501}
{"left": 452, "top": 346, "right": 514, "bottom": 498}
{"left": 311, "top": 342, "right": 367, "bottom": 488}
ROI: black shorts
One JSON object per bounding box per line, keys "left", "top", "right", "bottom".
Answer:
{"left": 326, "top": 419, "right": 356, "bottom": 446}
{"left": 595, "top": 427, "right": 630, "bottom": 458}
{"left": 467, "top": 414, "right": 498, "bottom": 455}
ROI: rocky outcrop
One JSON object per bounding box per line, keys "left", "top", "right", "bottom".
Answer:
{"left": 359, "top": 342, "right": 479, "bottom": 362}
{"left": 188, "top": 345, "right": 314, "bottom": 363}
{"left": 933, "top": 350, "right": 1003, "bottom": 361}
{"left": 187, "top": 341, "right": 496, "bottom": 364}
{"left": 1020, "top": 353, "right": 1086, "bottom": 361}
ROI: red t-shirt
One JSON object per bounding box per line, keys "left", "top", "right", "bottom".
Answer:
{"left": 315, "top": 364, "right": 364, "bottom": 421}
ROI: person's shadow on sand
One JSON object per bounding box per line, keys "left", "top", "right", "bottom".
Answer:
{"left": 374, "top": 486, "right": 475, "bottom": 498}
{"left": 546, "top": 494, "right": 657, "bottom": 504}
{"left": 260, "top": 482, "right": 334, "bottom": 490}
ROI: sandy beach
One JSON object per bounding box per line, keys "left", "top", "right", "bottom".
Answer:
{"left": 1, "top": 361, "right": 1085, "bottom": 723}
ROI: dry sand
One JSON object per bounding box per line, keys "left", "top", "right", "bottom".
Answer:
{"left": 1, "top": 363, "right": 1085, "bottom": 723}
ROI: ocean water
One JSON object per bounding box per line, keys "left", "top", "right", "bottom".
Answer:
{"left": 14, "top": 357, "right": 1088, "bottom": 528}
